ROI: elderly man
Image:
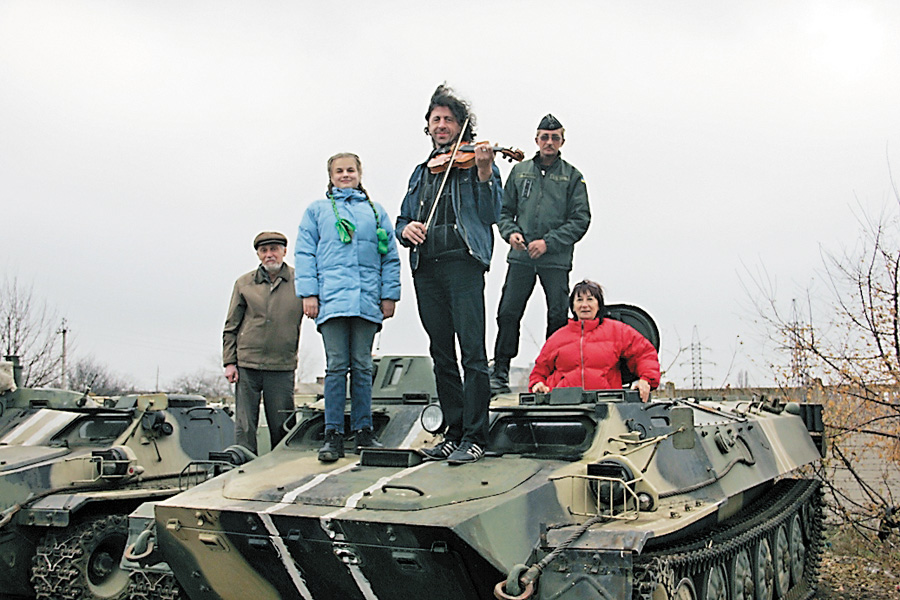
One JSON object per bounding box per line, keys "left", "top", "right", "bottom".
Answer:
{"left": 490, "top": 114, "right": 591, "bottom": 395}
{"left": 223, "top": 231, "right": 304, "bottom": 455}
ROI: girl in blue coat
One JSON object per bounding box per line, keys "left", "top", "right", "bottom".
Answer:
{"left": 295, "top": 153, "right": 401, "bottom": 462}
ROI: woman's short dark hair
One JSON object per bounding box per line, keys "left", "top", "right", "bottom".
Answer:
{"left": 569, "top": 280, "right": 605, "bottom": 318}
{"left": 424, "top": 83, "right": 476, "bottom": 142}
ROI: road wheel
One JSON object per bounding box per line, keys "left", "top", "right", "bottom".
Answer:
{"left": 700, "top": 562, "right": 728, "bottom": 600}
{"left": 773, "top": 524, "right": 791, "bottom": 597}
{"left": 754, "top": 537, "right": 774, "bottom": 600}
{"left": 32, "top": 514, "right": 129, "bottom": 600}
{"left": 788, "top": 513, "right": 806, "bottom": 586}
{"left": 673, "top": 577, "right": 697, "bottom": 600}
{"left": 731, "top": 548, "right": 754, "bottom": 600}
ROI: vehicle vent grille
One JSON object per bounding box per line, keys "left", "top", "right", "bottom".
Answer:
{"left": 360, "top": 448, "right": 424, "bottom": 468}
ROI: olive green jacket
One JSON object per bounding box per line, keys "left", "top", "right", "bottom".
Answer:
{"left": 222, "top": 264, "right": 303, "bottom": 371}
{"left": 497, "top": 153, "right": 591, "bottom": 269}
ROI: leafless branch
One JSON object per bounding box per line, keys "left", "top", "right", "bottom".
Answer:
{"left": 0, "top": 277, "right": 63, "bottom": 386}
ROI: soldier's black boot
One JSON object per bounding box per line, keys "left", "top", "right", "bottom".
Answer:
{"left": 318, "top": 429, "right": 345, "bottom": 462}
{"left": 490, "top": 359, "right": 511, "bottom": 395}
{"left": 354, "top": 428, "right": 383, "bottom": 453}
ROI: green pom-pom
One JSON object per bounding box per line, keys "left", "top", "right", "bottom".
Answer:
{"left": 336, "top": 218, "right": 356, "bottom": 243}
{"left": 376, "top": 228, "right": 389, "bottom": 254}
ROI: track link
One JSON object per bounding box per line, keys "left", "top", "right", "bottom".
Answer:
{"left": 633, "top": 478, "right": 824, "bottom": 600}
{"left": 127, "top": 569, "right": 183, "bottom": 600}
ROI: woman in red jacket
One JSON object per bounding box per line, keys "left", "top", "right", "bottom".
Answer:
{"left": 529, "top": 280, "right": 660, "bottom": 401}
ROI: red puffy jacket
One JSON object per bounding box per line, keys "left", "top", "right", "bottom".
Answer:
{"left": 529, "top": 318, "right": 661, "bottom": 391}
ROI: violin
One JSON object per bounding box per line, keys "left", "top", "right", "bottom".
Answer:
{"left": 427, "top": 142, "right": 525, "bottom": 174}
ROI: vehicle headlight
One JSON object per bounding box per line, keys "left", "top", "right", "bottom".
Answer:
{"left": 420, "top": 404, "right": 444, "bottom": 433}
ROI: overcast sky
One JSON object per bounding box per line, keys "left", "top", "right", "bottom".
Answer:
{"left": 2, "top": 1, "right": 899, "bottom": 391}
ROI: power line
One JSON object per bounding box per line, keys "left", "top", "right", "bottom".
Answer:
{"left": 687, "top": 325, "right": 714, "bottom": 391}
{"left": 787, "top": 299, "right": 812, "bottom": 387}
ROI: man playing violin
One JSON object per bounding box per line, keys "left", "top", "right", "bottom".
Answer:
{"left": 396, "top": 84, "right": 502, "bottom": 465}
{"left": 489, "top": 114, "right": 591, "bottom": 395}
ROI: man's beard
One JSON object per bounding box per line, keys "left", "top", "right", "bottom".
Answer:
{"left": 263, "top": 260, "right": 283, "bottom": 273}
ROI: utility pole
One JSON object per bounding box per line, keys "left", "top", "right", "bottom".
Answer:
{"left": 57, "top": 318, "right": 68, "bottom": 389}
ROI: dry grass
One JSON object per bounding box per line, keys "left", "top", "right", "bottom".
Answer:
{"left": 817, "top": 526, "right": 900, "bottom": 599}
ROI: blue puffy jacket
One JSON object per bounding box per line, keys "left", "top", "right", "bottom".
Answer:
{"left": 295, "top": 192, "right": 401, "bottom": 327}
{"left": 395, "top": 162, "right": 502, "bottom": 271}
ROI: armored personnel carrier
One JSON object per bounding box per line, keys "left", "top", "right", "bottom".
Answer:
{"left": 137, "top": 311, "right": 826, "bottom": 600}
{"left": 0, "top": 357, "right": 235, "bottom": 600}
{"left": 121, "top": 354, "right": 439, "bottom": 599}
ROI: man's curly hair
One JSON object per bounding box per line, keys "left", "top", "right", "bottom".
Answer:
{"left": 424, "top": 83, "right": 476, "bottom": 143}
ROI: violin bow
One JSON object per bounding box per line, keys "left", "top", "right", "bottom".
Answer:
{"left": 423, "top": 116, "right": 470, "bottom": 231}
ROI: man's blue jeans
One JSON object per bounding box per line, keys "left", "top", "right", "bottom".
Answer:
{"left": 320, "top": 316, "right": 379, "bottom": 434}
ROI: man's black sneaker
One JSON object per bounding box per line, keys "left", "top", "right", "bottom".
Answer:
{"left": 447, "top": 441, "right": 485, "bottom": 465}
{"left": 318, "top": 430, "right": 345, "bottom": 462}
{"left": 420, "top": 439, "right": 459, "bottom": 461}
{"left": 354, "top": 428, "right": 383, "bottom": 453}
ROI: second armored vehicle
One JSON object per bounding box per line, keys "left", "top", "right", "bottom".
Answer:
{"left": 0, "top": 358, "right": 235, "bottom": 600}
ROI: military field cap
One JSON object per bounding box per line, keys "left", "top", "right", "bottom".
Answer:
{"left": 253, "top": 231, "right": 288, "bottom": 249}
{"left": 538, "top": 113, "right": 563, "bottom": 131}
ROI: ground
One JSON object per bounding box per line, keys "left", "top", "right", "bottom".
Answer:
{"left": 817, "top": 528, "right": 900, "bottom": 599}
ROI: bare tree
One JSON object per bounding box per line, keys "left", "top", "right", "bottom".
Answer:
{"left": 748, "top": 171, "right": 900, "bottom": 548}
{"left": 68, "top": 356, "right": 136, "bottom": 396}
{"left": 0, "top": 277, "right": 63, "bottom": 387}
{"left": 168, "top": 368, "right": 232, "bottom": 399}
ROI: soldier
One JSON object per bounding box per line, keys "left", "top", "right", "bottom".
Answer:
{"left": 490, "top": 114, "right": 591, "bottom": 394}
{"left": 395, "top": 84, "right": 502, "bottom": 464}
{"left": 223, "top": 231, "right": 304, "bottom": 455}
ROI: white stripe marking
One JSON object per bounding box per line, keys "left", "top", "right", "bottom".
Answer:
{"left": 24, "top": 412, "right": 76, "bottom": 446}
{"left": 265, "top": 461, "right": 360, "bottom": 511}
{"left": 0, "top": 411, "right": 45, "bottom": 444}
{"left": 2, "top": 410, "right": 74, "bottom": 446}
{"left": 260, "top": 457, "right": 432, "bottom": 600}
{"left": 399, "top": 418, "right": 425, "bottom": 449}
{"left": 348, "top": 564, "right": 379, "bottom": 600}
{"left": 259, "top": 512, "right": 314, "bottom": 600}
{"left": 318, "top": 462, "right": 432, "bottom": 600}
{"left": 256, "top": 461, "right": 367, "bottom": 599}
{"left": 322, "top": 461, "right": 430, "bottom": 522}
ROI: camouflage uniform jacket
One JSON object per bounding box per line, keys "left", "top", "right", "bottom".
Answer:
{"left": 497, "top": 153, "right": 591, "bottom": 270}
{"left": 222, "top": 263, "right": 303, "bottom": 371}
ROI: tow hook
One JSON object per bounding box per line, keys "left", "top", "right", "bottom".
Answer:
{"left": 494, "top": 564, "right": 536, "bottom": 600}
{"left": 123, "top": 528, "right": 155, "bottom": 561}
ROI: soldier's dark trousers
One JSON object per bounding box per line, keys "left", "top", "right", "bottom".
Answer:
{"left": 413, "top": 257, "right": 491, "bottom": 447}
{"left": 494, "top": 263, "right": 570, "bottom": 361}
{"left": 235, "top": 367, "right": 295, "bottom": 455}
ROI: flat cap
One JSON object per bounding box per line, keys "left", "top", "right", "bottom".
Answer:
{"left": 538, "top": 113, "right": 563, "bottom": 131}
{"left": 253, "top": 231, "right": 288, "bottom": 249}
